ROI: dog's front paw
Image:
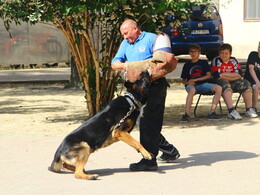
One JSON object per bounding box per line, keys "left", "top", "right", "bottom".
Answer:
{"left": 141, "top": 150, "right": 153, "bottom": 160}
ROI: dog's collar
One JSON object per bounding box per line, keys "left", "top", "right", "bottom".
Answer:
{"left": 112, "top": 92, "right": 142, "bottom": 132}
{"left": 124, "top": 92, "right": 142, "bottom": 109}
{"left": 112, "top": 94, "right": 138, "bottom": 132}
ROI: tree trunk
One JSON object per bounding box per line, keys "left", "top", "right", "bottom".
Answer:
{"left": 57, "top": 19, "right": 121, "bottom": 117}
{"left": 65, "top": 56, "right": 81, "bottom": 89}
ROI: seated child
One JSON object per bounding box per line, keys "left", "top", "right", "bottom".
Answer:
{"left": 211, "top": 43, "right": 258, "bottom": 119}
{"left": 244, "top": 41, "right": 260, "bottom": 113}
{"left": 180, "top": 44, "right": 222, "bottom": 122}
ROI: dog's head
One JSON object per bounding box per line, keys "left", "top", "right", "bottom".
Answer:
{"left": 124, "top": 70, "right": 151, "bottom": 105}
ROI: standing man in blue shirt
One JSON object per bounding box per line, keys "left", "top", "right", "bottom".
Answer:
{"left": 112, "top": 19, "right": 180, "bottom": 171}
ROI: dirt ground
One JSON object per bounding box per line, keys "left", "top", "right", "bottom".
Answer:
{"left": 1, "top": 83, "right": 260, "bottom": 194}
{"left": 0, "top": 83, "right": 253, "bottom": 135}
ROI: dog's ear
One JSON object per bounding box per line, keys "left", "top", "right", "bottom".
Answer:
{"left": 143, "top": 69, "right": 151, "bottom": 77}
{"left": 124, "top": 81, "right": 133, "bottom": 89}
{"left": 138, "top": 70, "right": 151, "bottom": 81}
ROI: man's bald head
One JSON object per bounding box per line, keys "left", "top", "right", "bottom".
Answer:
{"left": 120, "top": 19, "right": 137, "bottom": 30}
{"left": 120, "top": 19, "right": 141, "bottom": 44}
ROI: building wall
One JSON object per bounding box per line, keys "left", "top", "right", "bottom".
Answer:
{"left": 0, "top": 21, "right": 70, "bottom": 65}
{"left": 218, "top": 0, "right": 260, "bottom": 58}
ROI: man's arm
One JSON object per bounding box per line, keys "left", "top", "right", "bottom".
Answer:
{"left": 111, "top": 40, "right": 128, "bottom": 71}
{"left": 111, "top": 61, "right": 128, "bottom": 71}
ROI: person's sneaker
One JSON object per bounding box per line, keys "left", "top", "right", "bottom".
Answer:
{"left": 228, "top": 110, "right": 242, "bottom": 120}
{"left": 129, "top": 158, "right": 158, "bottom": 171}
{"left": 245, "top": 108, "right": 258, "bottom": 118}
{"left": 180, "top": 113, "right": 190, "bottom": 123}
{"left": 207, "top": 112, "right": 222, "bottom": 121}
{"left": 157, "top": 152, "right": 180, "bottom": 163}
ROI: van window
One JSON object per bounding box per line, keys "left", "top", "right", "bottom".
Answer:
{"left": 190, "top": 5, "right": 221, "bottom": 21}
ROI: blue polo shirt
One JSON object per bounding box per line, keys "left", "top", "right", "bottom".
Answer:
{"left": 112, "top": 31, "right": 156, "bottom": 64}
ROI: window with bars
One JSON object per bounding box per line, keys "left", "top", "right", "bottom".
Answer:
{"left": 244, "top": 0, "right": 260, "bottom": 20}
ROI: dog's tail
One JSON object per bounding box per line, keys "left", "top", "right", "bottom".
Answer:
{"left": 48, "top": 145, "right": 63, "bottom": 173}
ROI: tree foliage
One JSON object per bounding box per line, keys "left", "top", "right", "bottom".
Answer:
{"left": 0, "top": 0, "right": 213, "bottom": 116}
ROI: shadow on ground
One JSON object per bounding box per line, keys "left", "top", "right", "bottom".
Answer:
{"left": 78, "top": 151, "right": 258, "bottom": 178}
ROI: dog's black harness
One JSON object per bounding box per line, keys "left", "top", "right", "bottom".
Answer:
{"left": 112, "top": 92, "right": 143, "bottom": 131}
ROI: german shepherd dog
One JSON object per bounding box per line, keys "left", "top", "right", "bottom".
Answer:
{"left": 48, "top": 70, "right": 152, "bottom": 180}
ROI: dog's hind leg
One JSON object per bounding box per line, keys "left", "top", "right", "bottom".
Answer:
{"left": 112, "top": 130, "right": 153, "bottom": 160}
{"left": 74, "top": 145, "right": 99, "bottom": 180}
{"left": 48, "top": 148, "right": 63, "bottom": 173}
{"left": 48, "top": 160, "right": 63, "bottom": 173}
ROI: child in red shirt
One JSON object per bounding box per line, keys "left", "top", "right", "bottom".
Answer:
{"left": 211, "top": 43, "right": 258, "bottom": 119}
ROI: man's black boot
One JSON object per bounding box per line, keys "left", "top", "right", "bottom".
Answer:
{"left": 129, "top": 158, "right": 158, "bottom": 171}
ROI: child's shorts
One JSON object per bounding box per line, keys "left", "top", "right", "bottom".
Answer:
{"left": 216, "top": 79, "right": 252, "bottom": 94}
{"left": 185, "top": 83, "right": 217, "bottom": 94}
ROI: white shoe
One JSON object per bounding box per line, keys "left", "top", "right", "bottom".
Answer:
{"left": 245, "top": 108, "right": 258, "bottom": 118}
{"left": 228, "top": 110, "right": 242, "bottom": 120}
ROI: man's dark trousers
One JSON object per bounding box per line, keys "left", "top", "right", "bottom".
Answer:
{"left": 139, "top": 77, "right": 178, "bottom": 158}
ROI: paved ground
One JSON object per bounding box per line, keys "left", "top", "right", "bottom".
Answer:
{"left": 1, "top": 117, "right": 260, "bottom": 195}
